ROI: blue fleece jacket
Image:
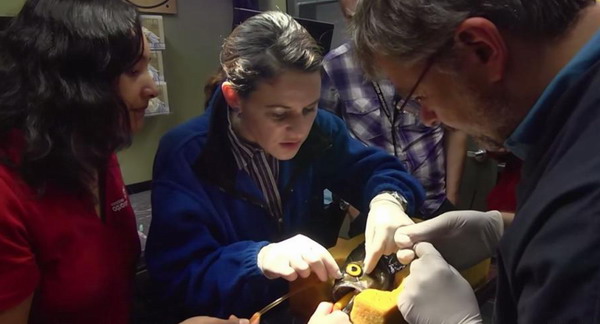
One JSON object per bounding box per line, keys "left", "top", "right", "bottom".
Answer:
{"left": 145, "top": 90, "right": 425, "bottom": 319}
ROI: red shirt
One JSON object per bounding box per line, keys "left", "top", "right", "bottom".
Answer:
{"left": 0, "top": 130, "right": 141, "bottom": 323}
{"left": 487, "top": 153, "right": 522, "bottom": 213}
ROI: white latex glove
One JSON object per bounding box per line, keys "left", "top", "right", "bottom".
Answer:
{"left": 257, "top": 234, "right": 342, "bottom": 282}
{"left": 394, "top": 210, "right": 503, "bottom": 270}
{"left": 364, "top": 192, "right": 414, "bottom": 274}
{"left": 307, "top": 302, "right": 351, "bottom": 324}
{"left": 398, "top": 242, "right": 482, "bottom": 324}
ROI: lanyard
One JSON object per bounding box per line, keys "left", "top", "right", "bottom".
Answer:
{"left": 372, "top": 81, "right": 403, "bottom": 123}
{"left": 372, "top": 81, "right": 401, "bottom": 157}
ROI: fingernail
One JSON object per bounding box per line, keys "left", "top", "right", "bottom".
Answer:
{"left": 335, "top": 270, "right": 342, "bottom": 279}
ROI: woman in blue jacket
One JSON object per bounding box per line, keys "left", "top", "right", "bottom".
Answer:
{"left": 145, "top": 11, "right": 425, "bottom": 321}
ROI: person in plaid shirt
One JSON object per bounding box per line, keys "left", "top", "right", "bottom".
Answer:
{"left": 320, "top": 0, "right": 467, "bottom": 224}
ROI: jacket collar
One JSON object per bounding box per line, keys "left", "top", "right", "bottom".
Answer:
{"left": 193, "top": 89, "right": 239, "bottom": 193}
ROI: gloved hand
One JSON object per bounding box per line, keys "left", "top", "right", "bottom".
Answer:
{"left": 307, "top": 302, "right": 351, "bottom": 324}
{"left": 398, "top": 242, "right": 482, "bottom": 324}
{"left": 395, "top": 210, "right": 503, "bottom": 270}
{"left": 257, "top": 234, "right": 342, "bottom": 282}
{"left": 364, "top": 192, "right": 414, "bottom": 274}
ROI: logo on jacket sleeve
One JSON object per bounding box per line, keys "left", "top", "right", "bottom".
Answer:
{"left": 110, "top": 187, "right": 130, "bottom": 212}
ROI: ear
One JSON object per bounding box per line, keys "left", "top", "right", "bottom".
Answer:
{"left": 453, "top": 17, "right": 508, "bottom": 82}
{"left": 221, "top": 82, "right": 241, "bottom": 111}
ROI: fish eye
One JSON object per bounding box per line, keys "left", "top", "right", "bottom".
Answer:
{"left": 346, "top": 263, "right": 363, "bottom": 277}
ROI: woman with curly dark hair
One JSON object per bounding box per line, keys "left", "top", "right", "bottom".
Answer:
{"left": 0, "top": 0, "right": 158, "bottom": 322}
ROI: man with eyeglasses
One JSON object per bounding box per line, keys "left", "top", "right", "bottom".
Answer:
{"left": 320, "top": 0, "right": 468, "bottom": 231}
{"left": 352, "top": 0, "right": 600, "bottom": 323}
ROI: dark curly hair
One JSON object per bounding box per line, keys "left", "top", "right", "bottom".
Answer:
{"left": 0, "top": 0, "right": 144, "bottom": 196}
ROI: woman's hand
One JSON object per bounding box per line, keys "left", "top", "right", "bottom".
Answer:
{"left": 308, "top": 302, "right": 351, "bottom": 324}
{"left": 257, "top": 234, "right": 341, "bottom": 282}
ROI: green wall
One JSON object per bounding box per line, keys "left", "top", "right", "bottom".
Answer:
{"left": 259, "top": 0, "right": 287, "bottom": 11}
{"left": 0, "top": 0, "right": 24, "bottom": 16}
{"left": 117, "top": 0, "right": 233, "bottom": 184}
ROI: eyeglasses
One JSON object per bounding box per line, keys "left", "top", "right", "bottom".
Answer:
{"left": 385, "top": 40, "right": 451, "bottom": 156}
{"left": 395, "top": 35, "right": 457, "bottom": 117}
{"left": 387, "top": 56, "right": 437, "bottom": 157}
{"left": 395, "top": 58, "right": 435, "bottom": 118}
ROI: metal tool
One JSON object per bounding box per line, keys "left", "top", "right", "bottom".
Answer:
{"left": 249, "top": 284, "right": 315, "bottom": 323}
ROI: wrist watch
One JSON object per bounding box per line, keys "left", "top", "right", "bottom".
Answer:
{"left": 379, "top": 191, "right": 408, "bottom": 211}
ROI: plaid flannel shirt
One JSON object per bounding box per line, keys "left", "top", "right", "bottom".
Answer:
{"left": 320, "top": 42, "right": 446, "bottom": 217}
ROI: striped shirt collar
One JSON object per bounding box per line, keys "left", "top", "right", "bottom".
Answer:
{"left": 226, "top": 109, "right": 283, "bottom": 222}
{"left": 227, "top": 110, "right": 263, "bottom": 171}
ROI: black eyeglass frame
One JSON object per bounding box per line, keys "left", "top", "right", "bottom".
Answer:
{"left": 388, "top": 41, "right": 454, "bottom": 156}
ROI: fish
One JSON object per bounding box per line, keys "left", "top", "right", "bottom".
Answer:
{"left": 331, "top": 243, "right": 405, "bottom": 311}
